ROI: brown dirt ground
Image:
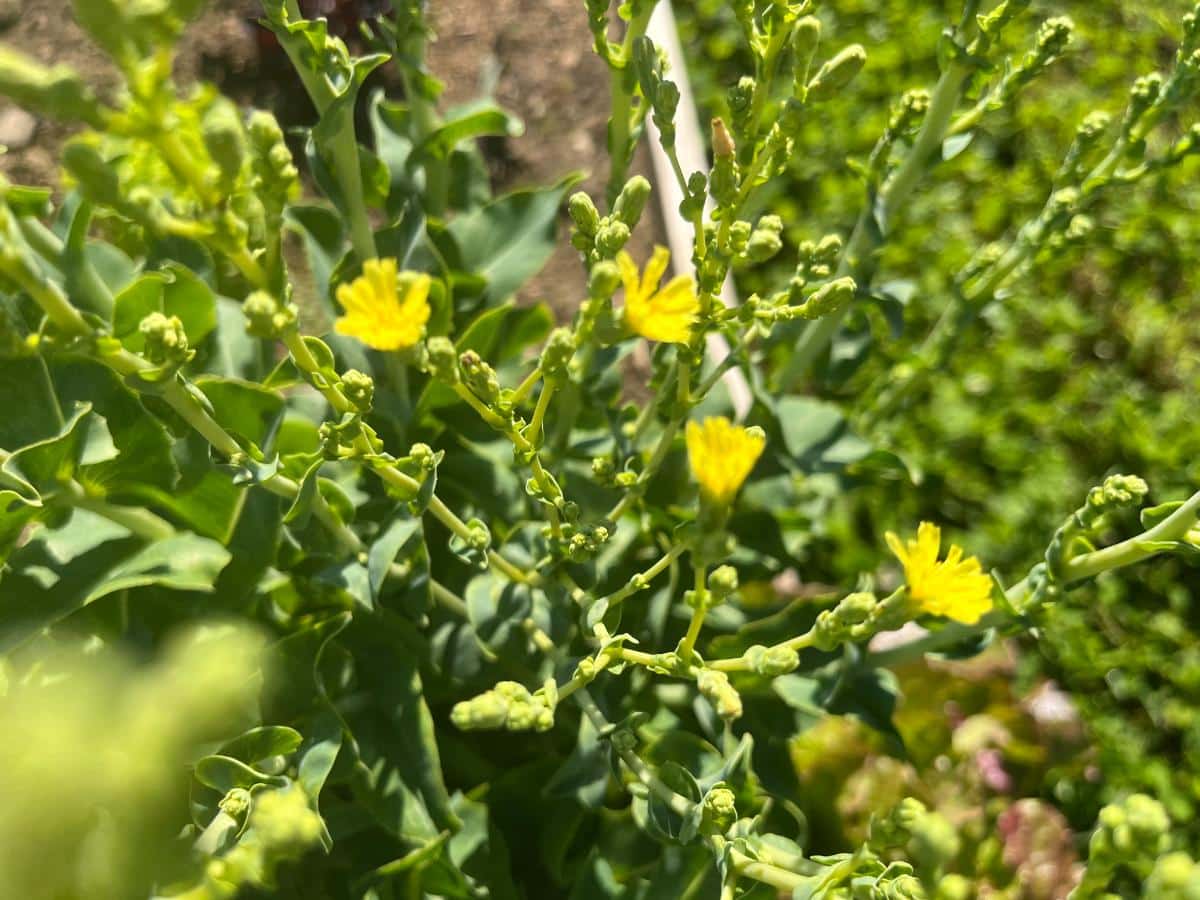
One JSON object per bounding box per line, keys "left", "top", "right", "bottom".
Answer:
{"left": 0, "top": 0, "right": 660, "bottom": 312}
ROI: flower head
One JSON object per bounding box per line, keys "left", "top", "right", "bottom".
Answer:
{"left": 617, "top": 245, "right": 699, "bottom": 344}
{"left": 686, "top": 416, "right": 765, "bottom": 506}
{"left": 335, "top": 258, "right": 431, "bottom": 351}
{"left": 885, "top": 522, "right": 993, "bottom": 624}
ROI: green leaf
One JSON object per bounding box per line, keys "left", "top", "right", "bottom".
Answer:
{"left": 194, "top": 755, "right": 290, "bottom": 793}
{"left": 446, "top": 174, "right": 583, "bottom": 306}
{"left": 0, "top": 523, "right": 230, "bottom": 651}
{"left": 219, "top": 726, "right": 304, "bottom": 766}
{"left": 411, "top": 103, "right": 523, "bottom": 163}
{"left": 285, "top": 204, "right": 346, "bottom": 308}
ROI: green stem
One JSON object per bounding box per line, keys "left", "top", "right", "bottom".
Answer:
{"left": 64, "top": 482, "right": 176, "bottom": 542}
{"left": 678, "top": 561, "right": 708, "bottom": 661}
{"left": 779, "top": 59, "right": 972, "bottom": 391}
{"left": 596, "top": 544, "right": 686, "bottom": 613}
{"left": 605, "top": 6, "right": 655, "bottom": 204}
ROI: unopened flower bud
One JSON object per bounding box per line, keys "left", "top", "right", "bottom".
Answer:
{"left": 540, "top": 327, "right": 576, "bottom": 378}
{"left": 465, "top": 518, "right": 492, "bottom": 552}
{"left": 219, "top": 788, "right": 252, "bottom": 822}
{"left": 459, "top": 350, "right": 500, "bottom": 402}
{"left": 425, "top": 336, "right": 460, "bottom": 385}
{"left": 613, "top": 175, "right": 652, "bottom": 229}
{"left": 589, "top": 260, "right": 621, "bottom": 299}
{"left": 202, "top": 98, "right": 246, "bottom": 183}
{"left": 703, "top": 786, "right": 738, "bottom": 832}
{"left": 806, "top": 44, "right": 867, "bottom": 102}
{"left": 595, "top": 219, "right": 631, "bottom": 256}
{"left": 243, "top": 290, "right": 297, "bottom": 339}
{"left": 409, "top": 442, "right": 436, "bottom": 470}
{"left": 451, "top": 691, "right": 509, "bottom": 730}
{"left": 792, "top": 17, "right": 822, "bottom": 83}
{"left": 707, "top": 565, "right": 739, "bottom": 602}
{"left": 711, "top": 117, "right": 736, "bottom": 159}
{"left": 340, "top": 369, "right": 374, "bottom": 412}
{"left": 697, "top": 668, "right": 743, "bottom": 720}
{"left": 591, "top": 456, "right": 615, "bottom": 482}
{"left": 746, "top": 644, "right": 800, "bottom": 677}
{"left": 568, "top": 191, "right": 601, "bottom": 237}
{"left": 747, "top": 215, "right": 784, "bottom": 263}
{"left": 795, "top": 276, "right": 857, "bottom": 319}
{"left": 140, "top": 312, "right": 192, "bottom": 366}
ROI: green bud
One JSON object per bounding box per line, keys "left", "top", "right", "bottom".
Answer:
{"left": 791, "top": 16, "right": 822, "bottom": 93}
{"left": 460, "top": 350, "right": 501, "bottom": 403}
{"left": 451, "top": 690, "right": 509, "bottom": 730}
{"left": 568, "top": 191, "right": 601, "bottom": 237}
{"left": 744, "top": 644, "right": 800, "bottom": 676}
{"left": 425, "top": 336, "right": 460, "bottom": 385}
{"left": 697, "top": 668, "right": 743, "bottom": 720}
{"left": 728, "top": 220, "right": 753, "bottom": 255}
{"left": 707, "top": 565, "right": 739, "bottom": 601}
{"left": 613, "top": 175, "right": 652, "bottom": 229}
{"left": 219, "top": 788, "right": 252, "bottom": 822}
{"left": 806, "top": 44, "right": 867, "bottom": 102}
{"left": 540, "top": 327, "right": 577, "bottom": 379}
{"left": 465, "top": 517, "right": 492, "bottom": 552}
{"left": 594, "top": 220, "right": 631, "bottom": 256}
{"left": 0, "top": 48, "right": 106, "bottom": 127}
{"left": 589, "top": 260, "right": 621, "bottom": 299}
{"left": 340, "top": 369, "right": 375, "bottom": 412}
{"left": 591, "top": 456, "right": 615, "bottom": 482}
{"left": 702, "top": 786, "right": 738, "bottom": 833}
{"left": 139, "top": 312, "right": 192, "bottom": 366}
{"left": 934, "top": 875, "right": 972, "bottom": 900}
{"left": 249, "top": 787, "right": 323, "bottom": 852}
{"left": 248, "top": 110, "right": 299, "bottom": 210}
{"left": 202, "top": 98, "right": 247, "bottom": 184}
{"left": 1036, "top": 16, "right": 1074, "bottom": 57}
{"left": 1145, "top": 852, "right": 1200, "bottom": 897}
{"left": 884, "top": 874, "right": 927, "bottom": 900}
{"left": 794, "top": 276, "right": 857, "bottom": 320}
{"left": 747, "top": 215, "right": 784, "bottom": 263}
{"left": 62, "top": 142, "right": 123, "bottom": 209}
{"left": 243, "top": 291, "right": 297, "bottom": 339}
{"left": 409, "top": 442, "right": 436, "bottom": 470}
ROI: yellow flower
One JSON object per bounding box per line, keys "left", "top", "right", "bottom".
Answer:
{"left": 885, "top": 522, "right": 993, "bottom": 625}
{"left": 686, "top": 416, "right": 765, "bottom": 505}
{"left": 617, "top": 245, "right": 699, "bottom": 344}
{"left": 334, "top": 258, "right": 431, "bottom": 351}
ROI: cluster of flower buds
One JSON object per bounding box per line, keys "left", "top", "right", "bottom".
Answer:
{"left": 243, "top": 291, "right": 298, "bottom": 340}
{"left": 1044, "top": 474, "right": 1149, "bottom": 581}
{"left": 459, "top": 350, "right": 501, "bottom": 405}
{"left": 562, "top": 521, "right": 612, "bottom": 563}
{"left": 139, "top": 312, "right": 193, "bottom": 368}
{"left": 339, "top": 369, "right": 375, "bottom": 413}
{"left": 1074, "top": 794, "right": 1173, "bottom": 892}
{"left": 632, "top": 37, "right": 682, "bottom": 151}
{"left": 1145, "top": 851, "right": 1200, "bottom": 898}
{"left": 700, "top": 784, "right": 738, "bottom": 834}
{"left": 812, "top": 590, "right": 909, "bottom": 652}
{"left": 869, "top": 798, "right": 960, "bottom": 876}
{"left": 451, "top": 680, "right": 556, "bottom": 733}
{"left": 447, "top": 516, "right": 492, "bottom": 568}
{"left": 569, "top": 177, "right": 650, "bottom": 263}
{"left": 245, "top": 111, "right": 300, "bottom": 235}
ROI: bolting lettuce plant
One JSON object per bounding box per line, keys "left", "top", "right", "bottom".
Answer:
{"left": 0, "top": 0, "right": 1199, "bottom": 897}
